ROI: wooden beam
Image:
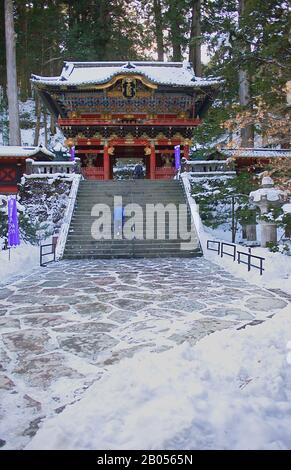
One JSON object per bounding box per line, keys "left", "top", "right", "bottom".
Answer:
{"left": 150, "top": 145, "right": 156, "bottom": 180}
{"left": 104, "top": 145, "right": 110, "bottom": 180}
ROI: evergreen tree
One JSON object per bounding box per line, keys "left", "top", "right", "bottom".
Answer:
{"left": 4, "top": 0, "right": 21, "bottom": 145}
{"left": 196, "top": 0, "right": 290, "bottom": 148}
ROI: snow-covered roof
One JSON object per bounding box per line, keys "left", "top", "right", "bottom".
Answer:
{"left": 221, "top": 148, "right": 291, "bottom": 158}
{"left": 0, "top": 145, "right": 54, "bottom": 159}
{"left": 31, "top": 61, "right": 221, "bottom": 88}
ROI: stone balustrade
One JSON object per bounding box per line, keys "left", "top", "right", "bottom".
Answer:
{"left": 182, "top": 159, "right": 235, "bottom": 176}
{"left": 25, "top": 158, "right": 81, "bottom": 175}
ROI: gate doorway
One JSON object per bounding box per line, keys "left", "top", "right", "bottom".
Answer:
{"left": 110, "top": 146, "right": 149, "bottom": 180}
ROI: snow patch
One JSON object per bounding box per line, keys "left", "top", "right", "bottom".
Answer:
{"left": 26, "top": 306, "right": 291, "bottom": 450}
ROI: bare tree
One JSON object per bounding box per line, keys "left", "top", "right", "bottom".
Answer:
{"left": 189, "top": 0, "right": 202, "bottom": 76}
{"left": 4, "top": 0, "right": 21, "bottom": 145}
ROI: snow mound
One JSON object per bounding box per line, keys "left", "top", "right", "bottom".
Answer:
{"left": 26, "top": 306, "right": 291, "bottom": 450}
{"left": 0, "top": 243, "right": 39, "bottom": 283}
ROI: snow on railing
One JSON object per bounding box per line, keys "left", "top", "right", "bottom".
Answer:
{"left": 182, "top": 159, "right": 235, "bottom": 176}
{"left": 180, "top": 172, "right": 205, "bottom": 253}
{"left": 25, "top": 158, "right": 81, "bottom": 175}
{"left": 55, "top": 174, "right": 82, "bottom": 260}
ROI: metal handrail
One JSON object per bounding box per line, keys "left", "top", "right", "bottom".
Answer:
{"left": 237, "top": 250, "right": 265, "bottom": 275}
{"left": 206, "top": 239, "right": 265, "bottom": 275}
{"left": 207, "top": 240, "right": 220, "bottom": 254}
{"left": 221, "top": 242, "right": 236, "bottom": 261}
{"left": 40, "top": 243, "right": 56, "bottom": 267}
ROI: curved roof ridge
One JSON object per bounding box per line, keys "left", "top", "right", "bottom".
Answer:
{"left": 31, "top": 61, "right": 221, "bottom": 88}
{"left": 0, "top": 145, "right": 54, "bottom": 159}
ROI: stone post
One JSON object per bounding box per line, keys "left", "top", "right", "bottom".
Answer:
{"left": 74, "top": 157, "right": 81, "bottom": 174}
{"left": 246, "top": 223, "right": 257, "bottom": 242}
{"left": 25, "top": 158, "right": 33, "bottom": 175}
{"left": 259, "top": 220, "right": 278, "bottom": 247}
{"left": 249, "top": 176, "right": 287, "bottom": 248}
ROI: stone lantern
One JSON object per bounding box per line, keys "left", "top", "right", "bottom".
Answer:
{"left": 249, "top": 176, "right": 287, "bottom": 247}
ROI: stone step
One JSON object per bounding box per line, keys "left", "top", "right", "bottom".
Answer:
{"left": 65, "top": 242, "right": 200, "bottom": 253}
{"left": 63, "top": 252, "right": 201, "bottom": 260}
{"left": 71, "top": 212, "right": 191, "bottom": 219}
{"left": 79, "top": 181, "right": 180, "bottom": 185}
{"left": 64, "top": 249, "right": 199, "bottom": 256}
{"left": 76, "top": 194, "right": 184, "bottom": 200}
{"left": 65, "top": 240, "right": 197, "bottom": 247}
{"left": 77, "top": 188, "right": 182, "bottom": 193}
{"left": 70, "top": 216, "right": 191, "bottom": 222}
{"left": 72, "top": 207, "right": 191, "bottom": 213}
{"left": 63, "top": 179, "right": 201, "bottom": 260}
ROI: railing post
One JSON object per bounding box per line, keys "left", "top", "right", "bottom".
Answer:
{"left": 25, "top": 158, "right": 33, "bottom": 175}
{"left": 150, "top": 143, "right": 156, "bottom": 180}
{"left": 248, "top": 254, "right": 251, "bottom": 271}
{"left": 75, "top": 157, "right": 81, "bottom": 174}
{"left": 104, "top": 145, "right": 110, "bottom": 180}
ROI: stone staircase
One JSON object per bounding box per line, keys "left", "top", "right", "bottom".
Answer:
{"left": 63, "top": 180, "right": 202, "bottom": 259}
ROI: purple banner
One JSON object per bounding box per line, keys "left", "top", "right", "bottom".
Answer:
{"left": 70, "top": 145, "right": 75, "bottom": 161}
{"left": 8, "top": 197, "right": 20, "bottom": 248}
{"left": 174, "top": 145, "right": 181, "bottom": 170}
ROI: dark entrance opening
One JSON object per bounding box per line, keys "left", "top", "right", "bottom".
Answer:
{"left": 110, "top": 146, "right": 149, "bottom": 180}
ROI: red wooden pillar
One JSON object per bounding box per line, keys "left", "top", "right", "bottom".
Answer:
{"left": 104, "top": 144, "right": 110, "bottom": 180}
{"left": 184, "top": 145, "right": 190, "bottom": 160}
{"left": 150, "top": 144, "right": 156, "bottom": 180}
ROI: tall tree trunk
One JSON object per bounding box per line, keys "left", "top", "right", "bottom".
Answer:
{"left": 238, "top": 0, "right": 254, "bottom": 147}
{"left": 4, "top": 0, "right": 21, "bottom": 145}
{"left": 50, "top": 113, "right": 56, "bottom": 135}
{"left": 153, "top": 0, "right": 164, "bottom": 61}
{"left": 49, "top": 46, "right": 56, "bottom": 136}
{"left": 168, "top": 1, "right": 182, "bottom": 61}
{"left": 34, "top": 94, "right": 41, "bottom": 146}
{"left": 189, "top": 0, "right": 202, "bottom": 76}
{"left": 43, "top": 109, "right": 48, "bottom": 147}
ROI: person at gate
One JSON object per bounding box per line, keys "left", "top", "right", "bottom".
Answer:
{"left": 114, "top": 205, "right": 124, "bottom": 238}
{"left": 133, "top": 161, "right": 144, "bottom": 179}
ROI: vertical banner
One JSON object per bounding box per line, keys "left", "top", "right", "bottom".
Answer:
{"left": 8, "top": 197, "right": 20, "bottom": 248}
{"left": 174, "top": 145, "right": 181, "bottom": 170}
{"left": 70, "top": 145, "right": 75, "bottom": 161}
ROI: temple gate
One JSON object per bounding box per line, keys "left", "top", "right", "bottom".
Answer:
{"left": 32, "top": 61, "right": 219, "bottom": 180}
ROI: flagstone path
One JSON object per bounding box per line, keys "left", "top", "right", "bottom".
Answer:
{"left": 0, "top": 258, "right": 289, "bottom": 449}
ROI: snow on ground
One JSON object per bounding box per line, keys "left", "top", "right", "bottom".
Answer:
{"left": 26, "top": 304, "right": 291, "bottom": 450}
{"left": 1, "top": 98, "right": 65, "bottom": 149}
{"left": 200, "top": 230, "right": 291, "bottom": 295}
{"left": 183, "top": 174, "right": 291, "bottom": 295}
{"left": 0, "top": 243, "right": 39, "bottom": 283}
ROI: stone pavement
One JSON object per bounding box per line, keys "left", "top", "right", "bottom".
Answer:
{"left": 0, "top": 258, "right": 288, "bottom": 449}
